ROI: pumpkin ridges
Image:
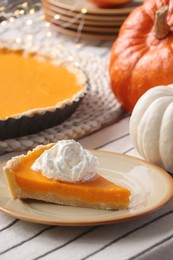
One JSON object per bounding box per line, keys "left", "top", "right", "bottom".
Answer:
{"left": 129, "top": 87, "right": 172, "bottom": 152}
{"left": 159, "top": 102, "right": 173, "bottom": 171}
{"left": 120, "top": 6, "right": 154, "bottom": 34}
{"left": 110, "top": 33, "right": 150, "bottom": 110}
{"left": 138, "top": 98, "right": 170, "bottom": 164}
{"left": 130, "top": 85, "right": 173, "bottom": 173}
{"left": 110, "top": 0, "right": 173, "bottom": 111}
{"left": 130, "top": 40, "right": 173, "bottom": 86}
{"left": 111, "top": 39, "right": 173, "bottom": 110}
{"left": 109, "top": 6, "right": 153, "bottom": 110}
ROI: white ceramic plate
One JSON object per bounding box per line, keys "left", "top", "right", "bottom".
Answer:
{"left": 0, "top": 150, "right": 173, "bottom": 226}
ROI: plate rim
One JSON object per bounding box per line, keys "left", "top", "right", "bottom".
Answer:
{"left": 0, "top": 150, "right": 173, "bottom": 226}
{"left": 43, "top": 0, "right": 143, "bottom": 15}
{"left": 43, "top": 7, "right": 126, "bottom": 24}
{"left": 49, "top": 23, "right": 117, "bottom": 40}
{"left": 42, "top": 2, "right": 129, "bottom": 21}
{"left": 45, "top": 14, "right": 122, "bottom": 31}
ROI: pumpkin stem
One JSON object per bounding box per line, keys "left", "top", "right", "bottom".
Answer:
{"left": 153, "top": 5, "right": 170, "bottom": 39}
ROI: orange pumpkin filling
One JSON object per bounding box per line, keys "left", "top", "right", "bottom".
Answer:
{"left": 0, "top": 49, "right": 84, "bottom": 119}
{"left": 4, "top": 145, "right": 131, "bottom": 209}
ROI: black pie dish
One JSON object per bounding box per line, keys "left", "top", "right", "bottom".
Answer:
{"left": 0, "top": 93, "right": 87, "bottom": 140}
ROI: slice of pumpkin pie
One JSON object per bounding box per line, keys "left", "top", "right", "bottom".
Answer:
{"left": 3, "top": 140, "right": 131, "bottom": 210}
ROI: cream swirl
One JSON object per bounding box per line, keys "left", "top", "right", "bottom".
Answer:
{"left": 32, "top": 140, "right": 98, "bottom": 183}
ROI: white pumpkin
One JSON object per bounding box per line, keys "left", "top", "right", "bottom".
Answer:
{"left": 130, "top": 85, "right": 173, "bottom": 173}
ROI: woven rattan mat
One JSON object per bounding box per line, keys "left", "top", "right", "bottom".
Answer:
{"left": 0, "top": 11, "right": 124, "bottom": 154}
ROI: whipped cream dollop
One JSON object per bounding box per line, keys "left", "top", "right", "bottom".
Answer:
{"left": 32, "top": 140, "right": 99, "bottom": 183}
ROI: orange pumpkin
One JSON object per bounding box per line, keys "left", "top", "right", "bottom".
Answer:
{"left": 110, "top": 0, "right": 173, "bottom": 112}
{"left": 88, "top": 0, "right": 131, "bottom": 8}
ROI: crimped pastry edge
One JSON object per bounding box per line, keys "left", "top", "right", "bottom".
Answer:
{"left": 3, "top": 144, "right": 53, "bottom": 199}
{"left": 4, "top": 143, "right": 53, "bottom": 171}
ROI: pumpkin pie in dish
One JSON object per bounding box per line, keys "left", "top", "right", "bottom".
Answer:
{"left": 0, "top": 49, "right": 87, "bottom": 140}
{"left": 3, "top": 140, "right": 131, "bottom": 210}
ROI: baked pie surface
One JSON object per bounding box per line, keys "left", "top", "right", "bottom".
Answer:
{"left": 4, "top": 144, "right": 131, "bottom": 210}
{"left": 0, "top": 49, "right": 87, "bottom": 139}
